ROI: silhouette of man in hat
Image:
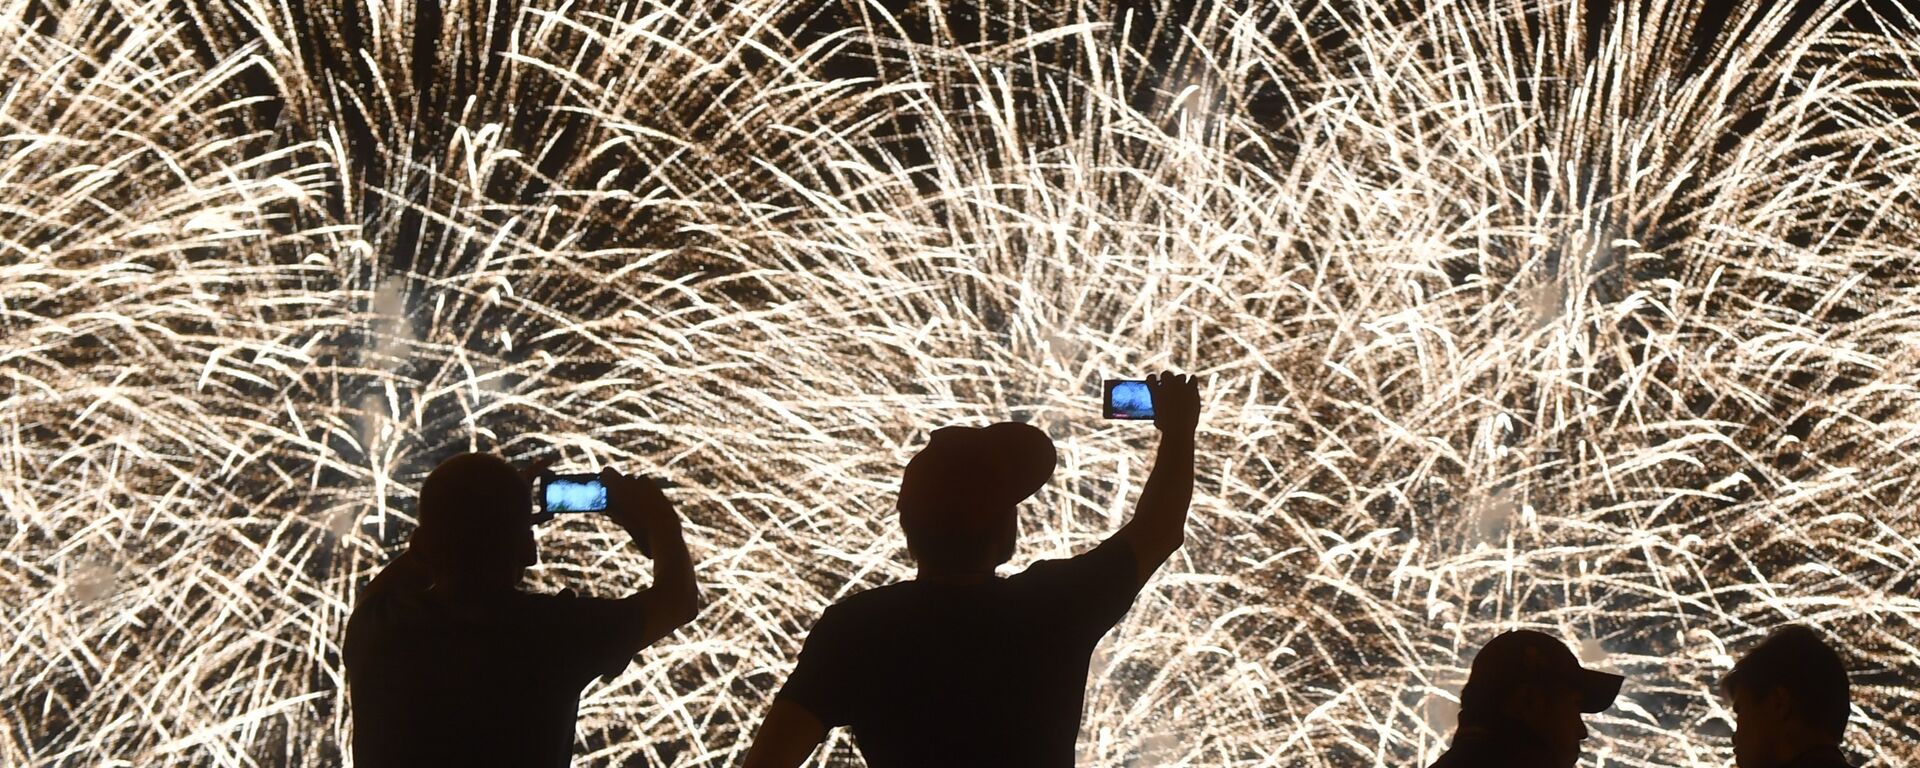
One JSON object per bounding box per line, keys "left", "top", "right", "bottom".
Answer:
{"left": 742, "top": 372, "right": 1202, "bottom": 768}
{"left": 1722, "top": 626, "right": 1856, "bottom": 768}
{"left": 1429, "top": 630, "right": 1624, "bottom": 768}
{"left": 345, "top": 454, "right": 699, "bottom": 767}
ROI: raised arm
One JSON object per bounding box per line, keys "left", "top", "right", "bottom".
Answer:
{"left": 1111, "top": 371, "right": 1200, "bottom": 585}
{"left": 602, "top": 469, "right": 701, "bottom": 646}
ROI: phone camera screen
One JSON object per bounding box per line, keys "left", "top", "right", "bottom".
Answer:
{"left": 1104, "top": 380, "right": 1155, "bottom": 420}
{"left": 543, "top": 477, "right": 608, "bottom": 513}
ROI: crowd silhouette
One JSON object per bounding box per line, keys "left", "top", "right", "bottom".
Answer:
{"left": 336, "top": 2, "right": 1877, "bottom": 763}
{"left": 342, "top": 371, "right": 1865, "bottom": 767}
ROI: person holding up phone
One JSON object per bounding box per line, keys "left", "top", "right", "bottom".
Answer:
{"left": 344, "top": 454, "right": 699, "bottom": 767}
{"left": 742, "top": 371, "right": 1202, "bottom": 768}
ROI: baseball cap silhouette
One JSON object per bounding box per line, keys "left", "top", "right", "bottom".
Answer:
{"left": 1464, "top": 630, "right": 1624, "bottom": 714}
{"left": 898, "top": 422, "right": 1055, "bottom": 518}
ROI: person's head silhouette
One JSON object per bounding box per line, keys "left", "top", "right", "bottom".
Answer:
{"left": 1451, "top": 630, "right": 1623, "bottom": 768}
{"left": 896, "top": 422, "right": 1055, "bottom": 576}
{"left": 409, "top": 453, "right": 535, "bottom": 591}
{"left": 1722, "top": 626, "right": 1852, "bottom": 768}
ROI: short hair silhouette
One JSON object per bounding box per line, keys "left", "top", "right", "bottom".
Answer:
{"left": 410, "top": 452, "right": 531, "bottom": 581}
{"left": 896, "top": 423, "right": 1055, "bottom": 570}
{"left": 1721, "top": 625, "right": 1851, "bottom": 741}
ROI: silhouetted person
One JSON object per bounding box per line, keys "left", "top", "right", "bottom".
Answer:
{"left": 741, "top": 372, "right": 1202, "bottom": 767}
{"left": 1722, "top": 626, "right": 1856, "bottom": 768}
{"left": 344, "top": 454, "right": 698, "bottom": 767}
{"left": 1429, "top": 630, "right": 1624, "bottom": 768}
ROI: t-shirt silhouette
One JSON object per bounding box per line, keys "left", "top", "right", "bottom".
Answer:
{"left": 777, "top": 539, "right": 1142, "bottom": 767}
{"left": 345, "top": 583, "right": 646, "bottom": 768}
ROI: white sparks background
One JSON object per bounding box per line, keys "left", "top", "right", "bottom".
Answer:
{"left": 3, "top": 0, "right": 1919, "bottom": 765}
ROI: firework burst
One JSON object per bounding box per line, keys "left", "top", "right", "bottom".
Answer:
{"left": 3, "top": 0, "right": 1919, "bottom": 765}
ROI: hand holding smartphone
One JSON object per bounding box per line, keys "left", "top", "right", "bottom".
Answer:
{"left": 534, "top": 470, "right": 653, "bottom": 556}
{"left": 1104, "top": 373, "right": 1200, "bottom": 434}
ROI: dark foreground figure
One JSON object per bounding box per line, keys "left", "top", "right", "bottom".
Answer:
{"left": 742, "top": 372, "right": 1202, "bottom": 767}
{"left": 344, "top": 454, "right": 698, "bottom": 767}
{"left": 1429, "top": 630, "right": 1624, "bottom": 768}
{"left": 1724, "top": 626, "right": 1857, "bottom": 768}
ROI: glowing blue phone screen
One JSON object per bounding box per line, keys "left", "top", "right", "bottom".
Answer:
{"left": 1111, "top": 381, "right": 1154, "bottom": 419}
{"left": 545, "top": 479, "right": 607, "bottom": 513}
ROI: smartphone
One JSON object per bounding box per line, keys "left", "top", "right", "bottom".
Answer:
{"left": 1103, "top": 379, "right": 1155, "bottom": 420}
{"left": 538, "top": 473, "right": 608, "bottom": 515}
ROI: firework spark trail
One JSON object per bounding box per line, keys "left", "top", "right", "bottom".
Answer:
{"left": 3, "top": 0, "right": 1919, "bottom": 765}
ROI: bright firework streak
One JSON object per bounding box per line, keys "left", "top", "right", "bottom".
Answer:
{"left": 2, "top": 0, "right": 1919, "bottom": 766}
